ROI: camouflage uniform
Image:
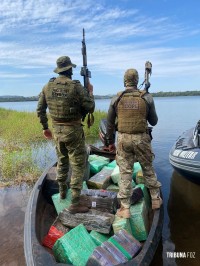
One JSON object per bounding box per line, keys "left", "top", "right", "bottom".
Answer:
{"left": 37, "top": 56, "right": 95, "bottom": 203}
{"left": 106, "top": 69, "right": 161, "bottom": 208}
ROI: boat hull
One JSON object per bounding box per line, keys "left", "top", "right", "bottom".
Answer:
{"left": 169, "top": 128, "right": 200, "bottom": 182}
{"left": 24, "top": 149, "right": 163, "bottom": 266}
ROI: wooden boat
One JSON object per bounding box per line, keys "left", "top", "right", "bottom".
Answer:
{"left": 24, "top": 144, "right": 164, "bottom": 266}
{"left": 169, "top": 120, "right": 200, "bottom": 182}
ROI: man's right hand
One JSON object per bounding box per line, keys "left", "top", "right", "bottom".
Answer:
{"left": 108, "top": 144, "right": 116, "bottom": 153}
{"left": 43, "top": 129, "right": 52, "bottom": 139}
{"left": 88, "top": 80, "right": 93, "bottom": 96}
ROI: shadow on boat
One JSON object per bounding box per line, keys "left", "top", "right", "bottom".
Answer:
{"left": 167, "top": 170, "right": 200, "bottom": 265}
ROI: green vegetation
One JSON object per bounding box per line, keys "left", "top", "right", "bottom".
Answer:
{"left": 0, "top": 108, "right": 106, "bottom": 187}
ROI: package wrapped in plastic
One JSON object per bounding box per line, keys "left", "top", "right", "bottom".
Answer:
{"left": 130, "top": 198, "right": 149, "bottom": 241}
{"left": 108, "top": 229, "right": 142, "bottom": 260}
{"left": 89, "top": 160, "right": 109, "bottom": 174}
{"left": 110, "top": 165, "right": 120, "bottom": 184}
{"left": 80, "top": 189, "right": 118, "bottom": 214}
{"left": 130, "top": 186, "right": 144, "bottom": 205}
{"left": 88, "top": 154, "right": 110, "bottom": 163}
{"left": 53, "top": 224, "right": 97, "bottom": 266}
{"left": 87, "top": 167, "right": 113, "bottom": 189}
{"left": 132, "top": 162, "right": 142, "bottom": 180}
{"left": 112, "top": 215, "right": 132, "bottom": 235}
{"left": 136, "top": 170, "right": 145, "bottom": 184}
{"left": 102, "top": 241, "right": 128, "bottom": 264}
{"left": 136, "top": 184, "right": 151, "bottom": 208}
{"left": 106, "top": 160, "right": 117, "bottom": 169}
{"left": 59, "top": 209, "right": 115, "bottom": 234}
{"left": 106, "top": 184, "right": 119, "bottom": 193}
{"left": 52, "top": 189, "right": 72, "bottom": 214}
{"left": 86, "top": 246, "right": 119, "bottom": 266}
{"left": 90, "top": 230, "right": 110, "bottom": 246}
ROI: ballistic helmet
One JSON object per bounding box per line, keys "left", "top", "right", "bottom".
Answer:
{"left": 124, "top": 69, "right": 139, "bottom": 87}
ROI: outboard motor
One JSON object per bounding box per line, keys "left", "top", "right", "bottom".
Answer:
{"left": 99, "top": 119, "right": 153, "bottom": 146}
{"left": 193, "top": 120, "right": 200, "bottom": 147}
{"left": 99, "top": 119, "right": 116, "bottom": 148}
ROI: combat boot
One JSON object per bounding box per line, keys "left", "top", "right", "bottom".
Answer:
{"left": 68, "top": 202, "right": 89, "bottom": 214}
{"left": 116, "top": 207, "right": 131, "bottom": 219}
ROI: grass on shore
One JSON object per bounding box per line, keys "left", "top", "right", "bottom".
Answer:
{"left": 0, "top": 108, "right": 107, "bottom": 186}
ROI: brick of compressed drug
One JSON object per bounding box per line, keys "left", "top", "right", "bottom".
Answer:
{"left": 87, "top": 167, "right": 113, "bottom": 189}
{"left": 59, "top": 209, "right": 115, "bottom": 234}
{"left": 107, "top": 160, "right": 117, "bottom": 169}
{"left": 108, "top": 229, "right": 142, "bottom": 260}
{"left": 86, "top": 246, "right": 119, "bottom": 266}
{"left": 111, "top": 165, "right": 120, "bottom": 184}
{"left": 129, "top": 198, "right": 149, "bottom": 241}
{"left": 106, "top": 184, "right": 119, "bottom": 193}
{"left": 102, "top": 241, "right": 128, "bottom": 264}
{"left": 89, "top": 160, "right": 109, "bottom": 174}
{"left": 53, "top": 224, "right": 97, "bottom": 266}
{"left": 88, "top": 155, "right": 110, "bottom": 163}
{"left": 117, "top": 229, "right": 142, "bottom": 255}
{"left": 90, "top": 231, "right": 110, "bottom": 246}
{"left": 52, "top": 189, "right": 72, "bottom": 214}
{"left": 80, "top": 189, "right": 118, "bottom": 214}
{"left": 112, "top": 215, "right": 132, "bottom": 235}
{"left": 132, "top": 162, "right": 142, "bottom": 180}
{"left": 136, "top": 170, "right": 145, "bottom": 184}
{"left": 42, "top": 218, "right": 69, "bottom": 249}
{"left": 51, "top": 182, "right": 88, "bottom": 215}
{"left": 130, "top": 186, "right": 144, "bottom": 205}
{"left": 136, "top": 184, "right": 151, "bottom": 209}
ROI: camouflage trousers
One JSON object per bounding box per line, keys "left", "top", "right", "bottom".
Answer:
{"left": 53, "top": 124, "right": 86, "bottom": 203}
{"left": 116, "top": 132, "right": 161, "bottom": 208}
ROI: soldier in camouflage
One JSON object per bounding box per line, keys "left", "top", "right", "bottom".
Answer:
{"left": 37, "top": 56, "right": 95, "bottom": 214}
{"left": 106, "top": 69, "right": 162, "bottom": 218}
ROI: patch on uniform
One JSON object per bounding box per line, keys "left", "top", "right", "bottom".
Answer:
{"left": 123, "top": 100, "right": 139, "bottom": 109}
{"left": 52, "top": 88, "right": 68, "bottom": 98}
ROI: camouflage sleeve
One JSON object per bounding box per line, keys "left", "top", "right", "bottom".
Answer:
{"left": 143, "top": 93, "right": 158, "bottom": 126}
{"left": 36, "top": 86, "right": 48, "bottom": 130}
{"left": 106, "top": 96, "right": 118, "bottom": 144}
{"left": 75, "top": 82, "right": 95, "bottom": 113}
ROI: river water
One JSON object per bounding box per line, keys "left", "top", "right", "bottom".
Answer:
{"left": 0, "top": 97, "right": 200, "bottom": 266}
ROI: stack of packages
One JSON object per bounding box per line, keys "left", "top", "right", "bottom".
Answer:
{"left": 42, "top": 154, "right": 151, "bottom": 266}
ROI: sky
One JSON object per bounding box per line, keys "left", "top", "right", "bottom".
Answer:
{"left": 0, "top": 0, "right": 200, "bottom": 96}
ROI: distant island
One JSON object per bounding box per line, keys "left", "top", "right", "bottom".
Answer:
{"left": 0, "top": 90, "right": 200, "bottom": 102}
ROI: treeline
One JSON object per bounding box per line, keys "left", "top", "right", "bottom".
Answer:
{"left": 0, "top": 90, "right": 200, "bottom": 102}
{"left": 0, "top": 96, "right": 39, "bottom": 102}
{"left": 151, "top": 90, "right": 200, "bottom": 97}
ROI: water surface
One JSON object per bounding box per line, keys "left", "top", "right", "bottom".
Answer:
{"left": 0, "top": 96, "right": 200, "bottom": 265}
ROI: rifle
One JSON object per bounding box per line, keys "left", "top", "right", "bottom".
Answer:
{"left": 139, "top": 61, "right": 152, "bottom": 92}
{"left": 80, "top": 28, "right": 94, "bottom": 128}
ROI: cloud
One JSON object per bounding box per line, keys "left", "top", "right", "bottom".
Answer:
{"left": 0, "top": 0, "right": 200, "bottom": 94}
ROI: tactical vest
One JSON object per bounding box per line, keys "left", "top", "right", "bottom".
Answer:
{"left": 117, "top": 90, "right": 147, "bottom": 133}
{"left": 44, "top": 77, "right": 82, "bottom": 122}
